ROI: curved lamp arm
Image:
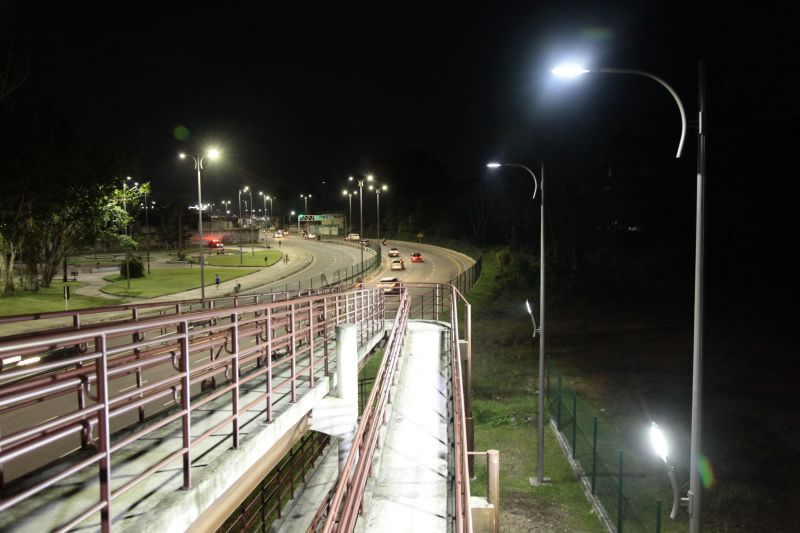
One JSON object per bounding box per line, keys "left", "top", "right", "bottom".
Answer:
{"left": 492, "top": 163, "right": 539, "bottom": 200}
{"left": 599, "top": 68, "right": 687, "bottom": 159}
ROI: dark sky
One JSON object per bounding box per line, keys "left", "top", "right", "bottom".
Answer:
{"left": 7, "top": 0, "right": 800, "bottom": 277}
{"left": 17, "top": 2, "right": 795, "bottom": 201}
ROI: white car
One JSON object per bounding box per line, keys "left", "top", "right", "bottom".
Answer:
{"left": 274, "top": 230, "right": 284, "bottom": 238}
{"left": 388, "top": 248, "right": 400, "bottom": 257}
{"left": 346, "top": 233, "right": 360, "bottom": 241}
{"left": 390, "top": 259, "right": 405, "bottom": 271}
{"left": 377, "top": 277, "right": 401, "bottom": 294}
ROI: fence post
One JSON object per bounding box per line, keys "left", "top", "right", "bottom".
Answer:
{"left": 556, "top": 372, "right": 562, "bottom": 430}
{"left": 656, "top": 499, "right": 662, "bottom": 533}
{"left": 487, "top": 450, "right": 500, "bottom": 533}
{"left": 617, "top": 450, "right": 624, "bottom": 533}
{"left": 591, "top": 416, "right": 598, "bottom": 494}
{"left": 571, "top": 392, "right": 577, "bottom": 459}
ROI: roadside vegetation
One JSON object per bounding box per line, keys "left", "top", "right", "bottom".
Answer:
{"left": 0, "top": 281, "right": 124, "bottom": 317}
{"left": 197, "top": 249, "right": 282, "bottom": 267}
{"left": 101, "top": 267, "right": 258, "bottom": 298}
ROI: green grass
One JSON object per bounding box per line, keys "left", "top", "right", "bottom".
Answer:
{"left": 101, "top": 267, "right": 258, "bottom": 298}
{"left": 463, "top": 249, "right": 607, "bottom": 532}
{"left": 198, "top": 250, "right": 282, "bottom": 267}
{"left": 466, "top": 248, "right": 687, "bottom": 532}
{"left": 0, "top": 281, "right": 125, "bottom": 317}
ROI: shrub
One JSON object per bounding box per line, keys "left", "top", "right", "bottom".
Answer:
{"left": 119, "top": 255, "right": 145, "bottom": 278}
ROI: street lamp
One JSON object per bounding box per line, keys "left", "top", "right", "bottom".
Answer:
{"left": 221, "top": 200, "right": 231, "bottom": 228}
{"left": 266, "top": 195, "right": 274, "bottom": 226}
{"left": 179, "top": 147, "right": 220, "bottom": 302}
{"left": 122, "top": 176, "right": 134, "bottom": 289}
{"left": 368, "top": 183, "right": 388, "bottom": 241}
{"left": 259, "top": 191, "right": 267, "bottom": 228}
{"left": 649, "top": 422, "right": 682, "bottom": 520}
{"left": 290, "top": 210, "right": 297, "bottom": 234}
{"left": 553, "top": 62, "right": 705, "bottom": 533}
{"left": 487, "top": 162, "right": 546, "bottom": 484}
{"left": 342, "top": 189, "right": 355, "bottom": 234}
{"left": 300, "top": 194, "right": 312, "bottom": 235}
{"left": 348, "top": 174, "right": 373, "bottom": 237}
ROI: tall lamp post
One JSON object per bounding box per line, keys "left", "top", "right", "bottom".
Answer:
{"left": 122, "top": 176, "right": 133, "bottom": 289}
{"left": 300, "top": 194, "right": 312, "bottom": 235}
{"left": 487, "top": 162, "right": 546, "bottom": 484}
{"left": 266, "top": 196, "right": 274, "bottom": 227}
{"left": 221, "top": 200, "right": 231, "bottom": 228}
{"left": 179, "top": 148, "right": 220, "bottom": 302}
{"left": 259, "top": 191, "right": 267, "bottom": 228}
{"left": 342, "top": 190, "right": 355, "bottom": 234}
{"left": 368, "top": 183, "right": 388, "bottom": 240}
{"left": 553, "top": 63, "right": 705, "bottom": 533}
{"left": 348, "top": 175, "right": 373, "bottom": 237}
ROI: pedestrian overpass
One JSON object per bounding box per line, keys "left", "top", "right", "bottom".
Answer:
{"left": 0, "top": 282, "right": 498, "bottom": 532}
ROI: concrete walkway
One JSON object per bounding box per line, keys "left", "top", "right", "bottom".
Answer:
{"left": 275, "top": 321, "right": 451, "bottom": 532}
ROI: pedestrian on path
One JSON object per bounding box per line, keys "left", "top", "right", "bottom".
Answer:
{"left": 215, "top": 274, "right": 220, "bottom": 289}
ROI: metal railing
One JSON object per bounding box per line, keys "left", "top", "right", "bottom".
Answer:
{"left": 308, "top": 289, "right": 411, "bottom": 532}
{"left": 217, "top": 431, "right": 331, "bottom": 533}
{"left": 0, "top": 289, "right": 385, "bottom": 532}
{"left": 308, "top": 282, "right": 475, "bottom": 532}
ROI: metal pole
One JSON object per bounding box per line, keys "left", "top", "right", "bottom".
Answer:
{"left": 537, "top": 161, "right": 546, "bottom": 483}
{"left": 689, "top": 61, "right": 707, "bottom": 533}
{"left": 144, "top": 191, "right": 151, "bottom": 275}
{"left": 376, "top": 190, "right": 381, "bottom": 240}
{"left": 359, "top": 183, "right": 363, "bottom": 237}
{"left": 196, "top": 162, "right": 205, "bottom": 301}
{"left": 123, "top": 180, "right": 131, "bottom": 290}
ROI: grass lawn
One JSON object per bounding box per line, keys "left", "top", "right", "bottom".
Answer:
{"left": 0, "top": 281, "right": 124, "bottom": 317}
{"left": 467, "top": 250, "right": 606, "bottom": 532}
{"left": 198, "top": 250, "right": 282, "bottom": 267}
{"left": 102, "top": 267, "right": 258, "bottom": 298}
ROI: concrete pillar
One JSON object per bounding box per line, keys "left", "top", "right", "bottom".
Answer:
{"left": 336, "top": 324, "right": 358, "bottom": 474}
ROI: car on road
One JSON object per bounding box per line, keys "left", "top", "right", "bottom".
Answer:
{"left": 390, "top": 259, "right": 405, "bottom": 271}
{"left": 359, "top": 239, "right": 370, "bottom": 246}
{"left": 207, "top": 239, "right": 224, "bottom": 254}
{"left": 274, "top": 230, "right": 284, "bottom": 238}
{"left": 346, "top": 233, "right": 360, "bottom": 241}
{"left": 388, "top": 248, "right": 400, "bottom": 257}
{"left": 411, "top": 252, "right": 423, "bottom": 263}
{"left": 377, "top": 277, "right": 401, "bottom": 295}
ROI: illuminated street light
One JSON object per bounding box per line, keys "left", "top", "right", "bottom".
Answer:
{"left": 649, "top": 422, "right": 683, "bottom": 520}
{"left": 554, "top": 62, "right": 706, "bottom": 533}
{"left": 179, "top": 147, "right": 221, "bottom": 302}
{"left": 368, "top": 183, "right": 388, "bottom": 241}
{"left": 300, "top": 194, "right": 312, "bottom": 235}
{"left": 348, "top": 174, "right": 373, "bottom": 237}
{"left": 342, "top": 189, "right": 356, "bottom": 234}
{"left": 550, "top": 64, "right": 686, "bottom": 158}
{"left": 487, "top": 162, "right": 545, "bottom": 484}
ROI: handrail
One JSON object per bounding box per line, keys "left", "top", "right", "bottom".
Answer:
{"left": 0, "top": 288, "right": 385, "bottom": 532}
{"left": 450, "top": 284, "right": 473, "bottom": 532}
{"left": 308, "top": 289, "right": 411, "bottom": 532}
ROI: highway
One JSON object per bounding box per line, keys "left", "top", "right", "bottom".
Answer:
{"left": 0, "top": 238, "right": 475, "bottom": 482}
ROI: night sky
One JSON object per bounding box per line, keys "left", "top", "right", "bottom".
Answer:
{"left": 5, "top": 1, "right": 800, "bottom": 299}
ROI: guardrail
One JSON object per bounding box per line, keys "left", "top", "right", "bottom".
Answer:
{"left": 308, "top": 289, "right": 411, "bottom": 532}
{"left": 0, "top": 289, "right": 385, "bottom": 532}
{"left": 309, "top": 282, "right": 475, "bottom": 532}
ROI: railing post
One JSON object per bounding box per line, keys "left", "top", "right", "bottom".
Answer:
{"left": 571, "top": 392, "right": 577, "bottom": 459}
{"left": 618, "top": 450, "right": 624, "bottom": 533}
{"left": 95, "top": 334, "right": 112, "bottom": 533}
{"left": 232, "top": 312, "right": 241, "bottom": 447}
{"left": 336, "top": 323, "right": 358, "bottom": 474}
{"left": 591, "top": 416, "right": 598, "bottom": 494}
{"left": 656, "top": 499, "right": 662, "bottom": 533}
{"left": 487, "top": 449, "right": 500, "bottom": 533}
{"left": 556, "top": 372, "right": 562, "bottom": 430}
{"left": 180, "top": 321, "right": 192, "bottom": 488}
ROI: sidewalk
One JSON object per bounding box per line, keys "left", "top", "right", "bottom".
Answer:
{"left": 73, "top": 241, "right": 312, "bottom": 303}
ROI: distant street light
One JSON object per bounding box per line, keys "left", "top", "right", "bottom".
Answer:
{"left": 342, "top": 189, "right": 355, "bottom": 234}
{"left": 348, "top": 174, "right": 373, "bottom": 237}
{"left": 368, "top": 183, "right": 388, "bottom": 240}
{"left": 300, "top": 194, "right": 312, "bottom": 235}
{"left": 221, "top": 200, "right": 231, "bottom": 228}
{"left": 487, "top": 162, "right": 546, "bottom": 485}
{"left": 553, "top": 63, "right": 706, "bottom": 533}
{"left": 179, "top": 147, "right": 221, "bottom": 302}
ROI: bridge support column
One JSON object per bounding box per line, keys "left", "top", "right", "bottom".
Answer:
{"left": 310, "top": 324, "right": 358, "bottom": 474}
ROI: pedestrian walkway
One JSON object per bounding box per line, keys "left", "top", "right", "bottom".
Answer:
{"left": 72, "top": 241, "right": 312, "bottom": 303}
